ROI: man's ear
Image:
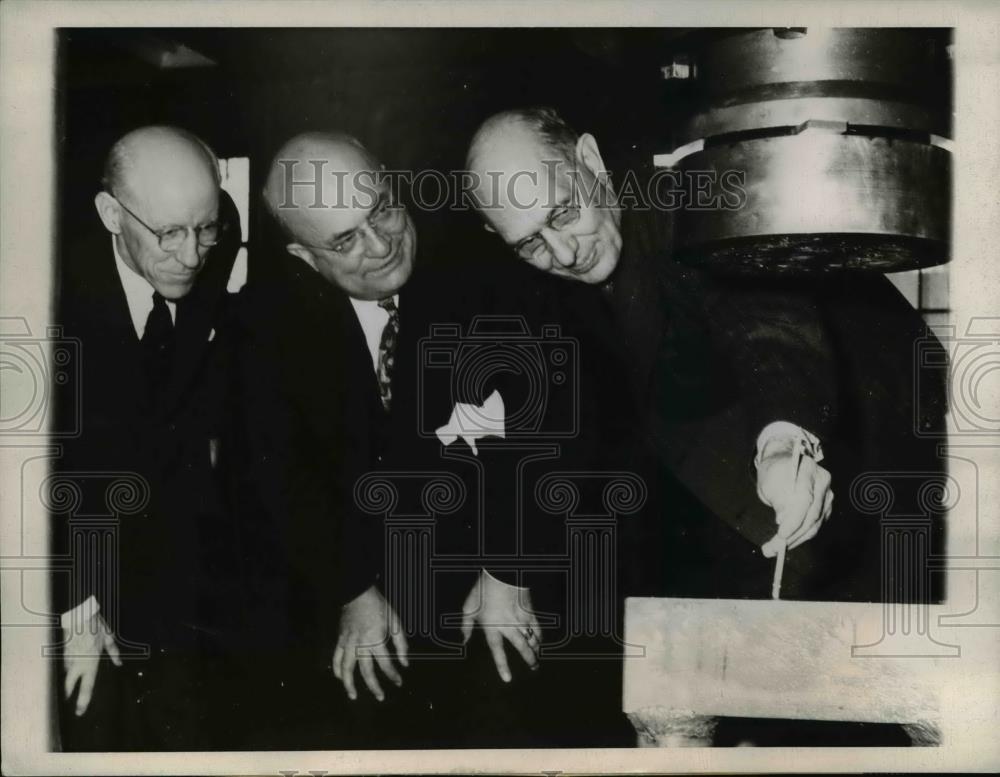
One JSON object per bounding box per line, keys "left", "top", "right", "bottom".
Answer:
{"left": 575, "top": 133, "right": 609, "bottom": 180}
{"left": 94, "top": 191, "right": 122, "bottom": 234}
{"left": 286, "top": 243, "right": 318, "bottom": 271}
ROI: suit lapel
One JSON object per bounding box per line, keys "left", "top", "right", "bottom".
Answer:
{"left": 285, "top": 261, "right": 386, "bottom": 442}
{"left": 81, "top": 245, "right": 150, "bottom": 404}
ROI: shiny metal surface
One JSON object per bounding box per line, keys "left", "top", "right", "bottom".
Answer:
{"left": 692, "top": 28, "right": 949, "bottom": 102}
{"left": 660, "top": 28, "right": 952, "bottom": 272}
{"left": 674, "top": 97, "right": 949, "bottom": 149}
{"left": 672, "top": 133, "right": 950, "bottom": 272}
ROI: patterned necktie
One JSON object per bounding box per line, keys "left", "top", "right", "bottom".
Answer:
{"left": 376, "top": 296, "right": 399, "bottom": 411}
{"left": 141, "top": 291, "right": 174, "bottom": 396}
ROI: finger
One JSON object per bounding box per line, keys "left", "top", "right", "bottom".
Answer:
{"left": 75, "top": 665, "right": 97, "bottom": 716}
{"left": 485, "top": 630, "right": 511, "bottom": 683}
{"left": 822, "top": 490, "right": 835, "bottom": 521}
{"left": 104, "top": 633, "right": 122, "bottom": 667}
{"left": 64, "top": 662, "right": 81, "bottom": 700}
{"left": 778, "top": 456, "right": 819, "bottom": 522}
{"left": 521, "top": 623, "right": 541, "bottom": 658}
{"left": 460, "top": 613, "right": 474, "bottom": 645}
{"left": 390, "top": 625, "right": 409, "bottom": 669}
{"left": 358, "top": 654, "right": 384, "bottom": 701}
{"left": 342, "top": 641, "right": 358, "bottom": 700}
{"left": 787, "top": 470, "right": 830, "bottom": 547}
{"left": 505, "top": 628, "right": 538, "bottom": 670}
{"left": 761, "top": 533, "right": 784, "bottom": 558}
{"left": 460, "top": 589, "right": 477, "bottom": 645}
{"left": 788, "top": 478, "right": 832, "bottom": 549}
{"left": 332, "top": 640, "right": 345, "bottom": 680}
{"left": 789, "top": 517, "right": 823, "bottom": 549}
{"left": 373, "top": 647, "right": 403, "bottom": 688}
{"left": 528, "top": 615, "right": 543, "bottom": 646}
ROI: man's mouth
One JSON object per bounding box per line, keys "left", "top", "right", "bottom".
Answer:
{"left": 575, "top": 245, "right": 598, "bottom": 274}
{"left": 367, "top": 246, "right": 400, "bottom": 275}
{"left": 163, "top": 271, "right": 196, "bottom": 283}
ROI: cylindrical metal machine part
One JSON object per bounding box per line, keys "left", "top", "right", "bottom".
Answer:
{"left": 662, "top": 28, "right": 952, "bottom": 273}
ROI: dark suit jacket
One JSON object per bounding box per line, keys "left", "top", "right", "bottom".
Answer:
{"left": 230, "top": 255, "right": 472, "bottom": 663}
{"left": 53, "top": 225, "right": 241, "bottom": 650}
{"left": 608, "top": 205, "right": 948, "bottom": 601}
{"left": 230, "top": 249, "right": 641, "bottom": 749}
{"left": 232, "top": 248, "right": 641, "bottom": 658}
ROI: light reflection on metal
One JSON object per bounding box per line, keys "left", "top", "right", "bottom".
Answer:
{"left": 660, "top": 28, "right": 953, "bottom": 273}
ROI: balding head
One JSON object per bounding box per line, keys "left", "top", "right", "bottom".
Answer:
{"left": 465, "top": 107, "right": 578, "bottom": 175}
{"left": 465, "top": 108, "right": 622, "bottom": 286}
{"left": 263, "top": 132, "right": 416, "bottom": 300}
{"left": 94, "top": 126, "right": 221, "bottom": 299}
{"left": 262, "top": 132, "right": 374, "bottom": 236}
{"left": 103, "top": 125, "right": 220, "bottom": 202}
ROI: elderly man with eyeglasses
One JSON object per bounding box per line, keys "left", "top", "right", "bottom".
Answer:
{"left": 466, "top": 107, "right": 948, "bottom": 606}
{"left": 225, "top": 130, "right": 638, "bottom": 748}
{"left": 54, "top": 125, "right": 248, "bottom": 750}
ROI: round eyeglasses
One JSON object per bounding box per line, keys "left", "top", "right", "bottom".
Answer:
{"left": 513, "top": 204, "right": 582, "bottom": 261}
{"left": 111, "top": 194, "right": 224, "bottom": 251}
{"left": 298, "top": 191, "right": 406, "bottom": 256}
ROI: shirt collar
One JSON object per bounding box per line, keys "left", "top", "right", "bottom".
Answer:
{"left": 112, "top": 236, "right": 176, "bottom": 338}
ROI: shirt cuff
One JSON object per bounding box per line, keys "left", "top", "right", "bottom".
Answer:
{"left": 754, "top": 421, "right": 824, "bottom": 469}
{"left": 482, "top": 568, "right": 530, "bottom": 592}
{"left": 60, "top": 595, "right": 100, "bottom": 630}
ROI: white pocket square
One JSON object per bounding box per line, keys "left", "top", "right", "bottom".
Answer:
{"left": 435, "top": 389, "right": 505, "bottom": 456}
{"left": 208, "top": 327, "right": 216, "bottom": 342}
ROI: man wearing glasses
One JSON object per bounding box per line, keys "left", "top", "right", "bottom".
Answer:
{"left": 238, "top": 130, "right": 634, "bottom": 748}
{"left": 465, "top": 107, "right": 947, "bottom": 605}
{"left": 55, "top": 125, "right": 244, "bottom": 749}
{"left": 232, "top": 132, "right": 417, "bottom": 748}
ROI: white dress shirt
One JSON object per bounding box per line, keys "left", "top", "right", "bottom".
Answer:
{"left": 112, "top": 236, "right": 176, "bottom": 338}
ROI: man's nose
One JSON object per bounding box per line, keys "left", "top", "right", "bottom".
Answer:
{"left": 542, "top": 228, "right": 578, "bottom": 268}
{"left": 175, "top": 230, "right": 202, "bottom": 269}
{"left": 362, "top": 224, "right": 392, "bottom": 259}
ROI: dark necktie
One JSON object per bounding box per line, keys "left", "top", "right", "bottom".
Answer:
{"left": 376, "top": 296, "right": 399, "bottom": 412}
{"left": 141, "top": 291, "right": 175, "bottom": 396}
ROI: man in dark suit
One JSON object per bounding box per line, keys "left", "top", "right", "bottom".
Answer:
{"left": 53, "top": 126, "right": 244, "bottom": 750}
{"left": 231, "top": 132, "right": 416, "bottom": 747}
{"left": 465, "top": 107, "right": 948, "bottom": 603}
{"left": 234, "top": 131, "right": 636, "bottom": 748}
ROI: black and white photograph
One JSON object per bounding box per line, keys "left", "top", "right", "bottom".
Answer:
{"left": 1, "top": 2, "right": 998, "bottom": 774}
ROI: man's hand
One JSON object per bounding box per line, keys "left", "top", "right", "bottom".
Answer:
{"left": 63, "top": 613, "right": 121, "bottom": 717}
{"left": 460, "top": 570, "right": 541, "bottom": 683}
{"left": 757, "top": 434, "right": 834, "bottom": 557}
{"left": 332, "top": 585, "right": 408, "bottom": 701}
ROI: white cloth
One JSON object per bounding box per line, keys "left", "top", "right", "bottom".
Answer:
{"left": 753, "top": 420, "right": 824, "bottom": 469}
{"left": 349, "top": 294, "right": 399, "bottom": 374}
{"left": 112, "top": 236, "right": 176, "bottom": 337}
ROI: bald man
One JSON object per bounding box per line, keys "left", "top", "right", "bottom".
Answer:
{"left": 54, "top": 126, "right": 245, "bottom": 749}
{"left": 229, "top": 133, "right": 421, "bottom": 747}
{"left": 230, "top": 131, "right": 637, "bottom": 748}
{"left": 466, "top": 107, "right": 948, "bottom": 602}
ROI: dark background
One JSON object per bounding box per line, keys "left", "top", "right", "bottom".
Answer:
{"left": 57, "top": 28, "right": 684, "bottom": 281}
